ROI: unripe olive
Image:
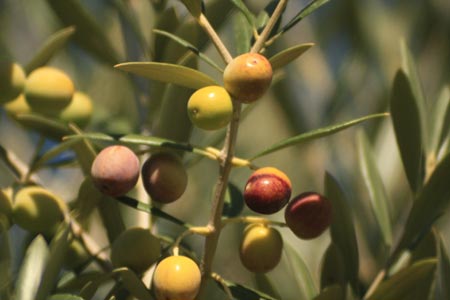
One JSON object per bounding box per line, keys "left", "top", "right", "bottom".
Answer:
{"left": 0, "top": 189, "right": 13, "bottom": 227}
{"left": 24, "top": 66, "right": 74, "bottom": 115}
{"left": 141, "top": 152, "right": 187, "bottom": 204}
{"left": 152, "top": 255, "right": 201, "bottom": 300}
{"left": 244, "top": 167, "right": 292, "bottom": 214}
{"left": 0, "top": 61, "right": 26, "bottom": 104}
{"left": 91, "top": 145, "right": 140, "bottom": 197}
{"left": 223, "top": 53, "right": 273, "bottom": 103}
{"left": 63, "top": 239, "right": 90, "bottom": 271}
{"left": 284, "top": 192, "right": 332, "bottom": 239}
{"left": 111, "top": 227, "right": 161, "bottom": 274}
{"left": 12, "top": 186, "right": 67, "bottom": 235}
{"left": 239, "top": 223, "right": 283, "bottom": 273}
{"left": 59, "top": 91, "right": 93, "bottom": 128}
{"left": 187, "top": 85, "right": 233, "bottom": 131}
{"left": 3, "top": 94, "right": 31, "bottom": 116}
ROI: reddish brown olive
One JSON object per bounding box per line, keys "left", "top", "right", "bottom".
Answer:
{"left": 284, "top": 192, "right": 332, "bottom": 239}
{"left": 244, "top": 167, "right": 292, "bottom": 214}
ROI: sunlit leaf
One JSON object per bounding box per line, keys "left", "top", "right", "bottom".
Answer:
{"left": 46, "top": 0, "right": 121, "bottom": 64}
{"left": 356, "top": 130, "right": 393, "bottom": 248}
{"left": 0, "top": 144, "right": 22, "bottom": 180}
{"left": 115, "top": 62, "right": 217, "bottom": 89}
{"left": 25, "top": 26, "right": 75, "bottom": 73}
{"left": 324, "top": 173, "right": 359, "bottom": 294}
{"left": 280, "top": 0, "right": 330, "bottom": 34}
{"left": 390, "top": 69, "right": 424, "bottom": 194}
{"left": 180, "top": 0, "right": 203, "bottom": 18}
{"left": 15, "top": 236, "right": 49, "bottom": 300}
{"left": 269, "top": 43, "right": 314, "bottom": 69}
{"left": 367, "top": 259, "right": 436, "bottom": 300}
{"left": 249, "top": 113, "right": 388, "bottom": 160}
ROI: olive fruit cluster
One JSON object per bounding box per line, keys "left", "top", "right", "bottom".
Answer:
{"left": 152, "top": 255, "right": 201, "bottom": 300}
{"left": 91, "top": 146, "right": 188, "bottom": 203}
{"left": 239, "top": 223, "right": 283, "bottom": 273}
{"left": 243, "top": 167, "right": 333, "bottom": 240}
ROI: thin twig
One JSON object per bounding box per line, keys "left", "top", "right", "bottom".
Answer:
{"left": 363, "top": 269, "right": 386, "bottom": 299}
{"left": 211, "top": 272, "right": 233, "bottom": 300}
{"left": 197, "top": 13, "right": 233, "bottom": 64}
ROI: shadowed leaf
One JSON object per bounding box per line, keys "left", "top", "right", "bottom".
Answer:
{"left": 320, "top": 242, "right": 347, "bottom": 299}
{"left": 215, "top": 277, "right": 279, "bottom": 300}
{"left": 437, "top": 234, "right": 450, "bottom": 300}
{"left": 47, "top": 294, "right": 85, "bottom": 300}
{"left": 230, "top": 0, "right": 255, "bottom": 26}
{"left": 430, "top": 86, "right": 450, "bottom": 153}
{"left": 180, "top": 0, "right": 203, "bottom": 18}
{"left": 0, "top": 220, "right": 12, "bottom": 300}
{"left": 313, "top": 285, "right": 343, "bottom": 300}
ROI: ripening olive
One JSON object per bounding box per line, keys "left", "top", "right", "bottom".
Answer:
{"left": 244, "top": 167, "right": 292, "bottom": 214}
{"left": 284, "top": 192, "right": 332, "bottom": 239}
{"left": 111, "top": 227, "right": 161, "bottom": 274}
{"left": 152, "top": 255, "right": 201, "bottom": 300}
{"left": 0, "top": 61, "right": 26, "bottom": 104}
{"left": 59, "top": 91, "right": 93, "bottom": 128}
{"left": 91, "top": 145, "right": 140, "bottom": 197}
{"left": 223, "top": 53, "right": 273, "bottom": 103}
{"left": 239, "top": 223, "right": 283, "bottom": 273}
{"left": 3, "top": 94, "right": 31, "bottom": 116}
{"left": 141, "top": 152, "right": 188, "bottom": 204}
{"left": 12, "top": 186, "right": 68, "bottom": 235}
{"left": 24, "top": 66, "right": 74, "bottom": 115}
{"left": 187, "top": 85, "right": 233, "bottom": 131}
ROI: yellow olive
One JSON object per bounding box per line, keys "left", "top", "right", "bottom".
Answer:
{"left": 0, "top": 61, "right": 26, "bottom": 104}
{"left": 111, "top": 227, "right": 161, "bottom": 274}
{"left": 24, "top": 66, "right": 74, "bottom": 115}
{"left": 3, "top": 94, "right": 31, "bottom": 116}
{"left": 152, "top": 255, "right": 201, "bottom": 300}
{"left": 239, "top": 223, "right": 283, "bottom": 273}
{"left": 91, "top": 145, "right": 140, "bottom": 197}
{"left": 0, "top": 189, "right": 13, "bottom": 227}
{"left": 12, "top": 186, "right": 68, "bottom": 235}
{"left": 223, "top": 53, "right": 273, "bottom": 103}
{"left": 187, "top": 85, "right": 233, "bottom": 131}
{"left": 59, "top": 91, "right": 93, "bottom": 128}
{"left": 284, "top": 192, "right": 332, "bottom": 239}
{"left": 141, "top": 152, "right": 188, "bottom": 204}
{"left": 244, "top": 167, "right": 292, "bottom": 214}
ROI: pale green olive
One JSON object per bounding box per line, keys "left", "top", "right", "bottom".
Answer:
{"left": 0, "top": 61, "right": 26, "bottom": 104}
{"left": 59, "top": 91, "right": 93, "bottom": 128}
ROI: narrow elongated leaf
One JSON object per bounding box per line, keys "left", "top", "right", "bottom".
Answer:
{"left": 29, "top": 138, "right": 79, "bottom": 173}
{"left": 269, "top": 43, "right": 314, "bottom": 69}
{"left": 15, "top": 113, "right": 70, "bottom": 140}
{"left": 47, "top": 294, "right": 84, "bottom": 300}
{"left": 114, "top": 268, "right": 152, "bottom": 300}
{"left": 25, "top": 27, "right": 75, "bottom": 73}
{"left": 153, "top": 7, "right": 180, "bottom": 61}
{"left": 216, "top": 278, "right": 278, "bottom": 300}
{"left": 320, "top": 243, "right": 346, "bottom": 299}
{"left": 250, "top": 113, "right": 388, "bottom": 160}
{"left": 367, "top": 259, "right": 436, "bottom": 300}
{"left": 115, "top": 62, "right": 217, "bottom": 89}
{"left": 230, "top": 0, "right": 255, "bottom": 25}
{"left": 15, "top": 236, "right": 50, "bottom": 300}
{"left": 437, "top": 234, "right": 450, "bottom": 300}
{"left": 430, "top": 86, "right": 450, "bottom": 153}
{"left": 153, "top": 30, "right": 223, "bottom": 72}
{"left": 325, "top": 173, "right": 359, "bottom": 293}
{"left": 180, "top": 0, "right": 203, "bottom": 18}
{"left": 233, "top": 12, "right": 252, "bottom": 55}
{"left": 284, "top": 242, "right": 318, "bottom": 299}
{"left": 357, "top": 130, "right": 393, "bottom": 248}
{"left": 0, "top": 144, "right": 22, "bottom": 180}
{"left": 390, "top": 70, "right": 424, "bottom": 193}
{"left": 313, "top": 285, "right": 343, "bottom": 300}
{"left": 281, "top": 0, "right": 330, "bottom": 34}
{"left": 391, "top": 152, "right": 450, "bottom": 265}
{"left": 0, "top": 220, "right": 12, "bottom": 300}
{"left": 56, "top": 271, "right": 103, "bottom": 293}
{"left": 255, "top": 274, "right": 282, "bottom": 300}
{"left": 46, "top": 0, "right": 120, "bottom": 64}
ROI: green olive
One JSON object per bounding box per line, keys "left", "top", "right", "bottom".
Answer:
{"left": 152, "top": 255, "right": 201, "bottom": 300}
{"left": 111, "top": 227, "right": 161, "bottom": 274}
{"left": 239, "top": 223, "right": 283, "bottom": 273}
{"left": 12, "top": 186, "right": 68, "bottom": 235}
{"left": 0, "top": 61, "right": 26, "bottom": 104}
{"left": 24, "top": 66, "right": 74, "bottom": 116}
{"left": 59, "top": 91, "right": 93, "bottom": 128}
{"left": 187, "top": 85, "right": 233, "bottom": 130}
{"left": 223, "top": 53, "right": 273, "bottom": 103}
{"left": 0, "top": 189, "right": 13, "bottom": 228}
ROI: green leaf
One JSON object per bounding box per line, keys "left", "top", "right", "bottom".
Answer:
{"left": 356, "top": 130, "right": 393, "bottom": 248}
{"left": 115, "top": 62, "right": 217, "bottom": 89}
{"left": 269, "top": 43, "right": 314, "bottom": 70}
{"left": 216, "top": 278, "right": 279, "bottom": 300}
{"left": 24, "top": 26, "right": 76, "bottom": 73}
{"left": 390, "top": 69, "right": 424, "bottom": 193}
{"left": 437, "top": 234, "right": 450, "bottom": 300}
{"left": 320, "top": 243, "right": 346, "bottom": 299}
{"left": 401, "top": 41, "right": 429, "bottom": 150}
{"left": 15, "top": 236, "right": 50, "bottom": 300}
{"left": 152, "top": 29, "right": 223, "bottom": 72}
{"left": 391, "top": 151, "right": 450, "bottom": 266}
{"left": 114, "top": 268, "right": 152, "bottom": 300}
{"left": 47, "top": 294, "right": 85, "bottom": 300}
{"left": 284, "top": 242, "right": 318, "bottom": 299}
{"left": 250, "top": 113, "right": 388, "bottom": 160}
{"left": 281, "top": 0, "right": 330, "bottom": 34}
{"left": 430, "top": 86, "right": 450, "bottom": 153}
{"left": 180, "top": 0, "right": 203, "bottom": 18}
{"left": 230, "top": 0, "right": 255, "bottom": 26}
{"left": 313, "top": 285, "right": 344, "bottom": 300}
{"left": 367, "top": 259, "right": 436, "bottom": 300}
{"left": 324, "top": 173, "right": 360, "bottom": 294}
{"left": 15, "top": 113, "right": 70, "bottom": 141}
{"left": 0, "top": 144, "right": 22, "bottom": 180}
{"left": 29, "top": 138, "right": 80, "bottom": 174}
{"left": 0, "top": 220, "right": 12, "bottom": 300}
{"left": 36, "top": 225, "right": 71, "bottom": 300}
{"left": 46, "top": 0, "right": 120, "bottom": 64}
{"left": 56, "top": 271, "right": 103, "bottom": 293}
{"left": 233, "top": 12, "right": 252, "bottom": 55}
{"left": 153, "top": 7, "right": 180, "bottom": 62}
{"left": 255, "top": 274, "right": 282, "bottom": 300}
